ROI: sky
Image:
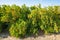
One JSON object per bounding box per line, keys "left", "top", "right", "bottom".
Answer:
{"left": 0, "top": 0, "right": 60, "bottom": 7}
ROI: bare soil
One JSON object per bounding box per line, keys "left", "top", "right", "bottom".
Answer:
{"left": 0, "top": 32, "right": 60, "bottom": 40}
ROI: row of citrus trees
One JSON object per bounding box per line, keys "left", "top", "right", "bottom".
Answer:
{"left": 0, "top": 4, "right": 60, "bottom": 37}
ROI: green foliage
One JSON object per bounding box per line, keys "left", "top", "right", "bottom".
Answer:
{"left": 0, "top": 4, "right": 60, "bottom": 38}
{"left": 0, "top": 22, "right": 2, "bottom": 32}
{"left": 39, "top": 7, "right": 60, "bottom": 34}
{"left": 9, "top": 19, "right": 27, "bottom": 37}
{"left": 27, "top": 9, "right": 40, "bottom": 36}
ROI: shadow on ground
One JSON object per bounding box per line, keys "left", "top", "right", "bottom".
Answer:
{"left": 0, "top": 31, "right": 9, "bottom": 38}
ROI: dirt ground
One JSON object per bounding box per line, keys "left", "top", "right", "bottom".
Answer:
{"left": 0, "top": 32, "right": 60, "bottom": 40}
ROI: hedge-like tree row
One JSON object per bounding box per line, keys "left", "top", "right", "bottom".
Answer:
{"left": 0, "top": 4, "right": 60, "bottom": 37}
